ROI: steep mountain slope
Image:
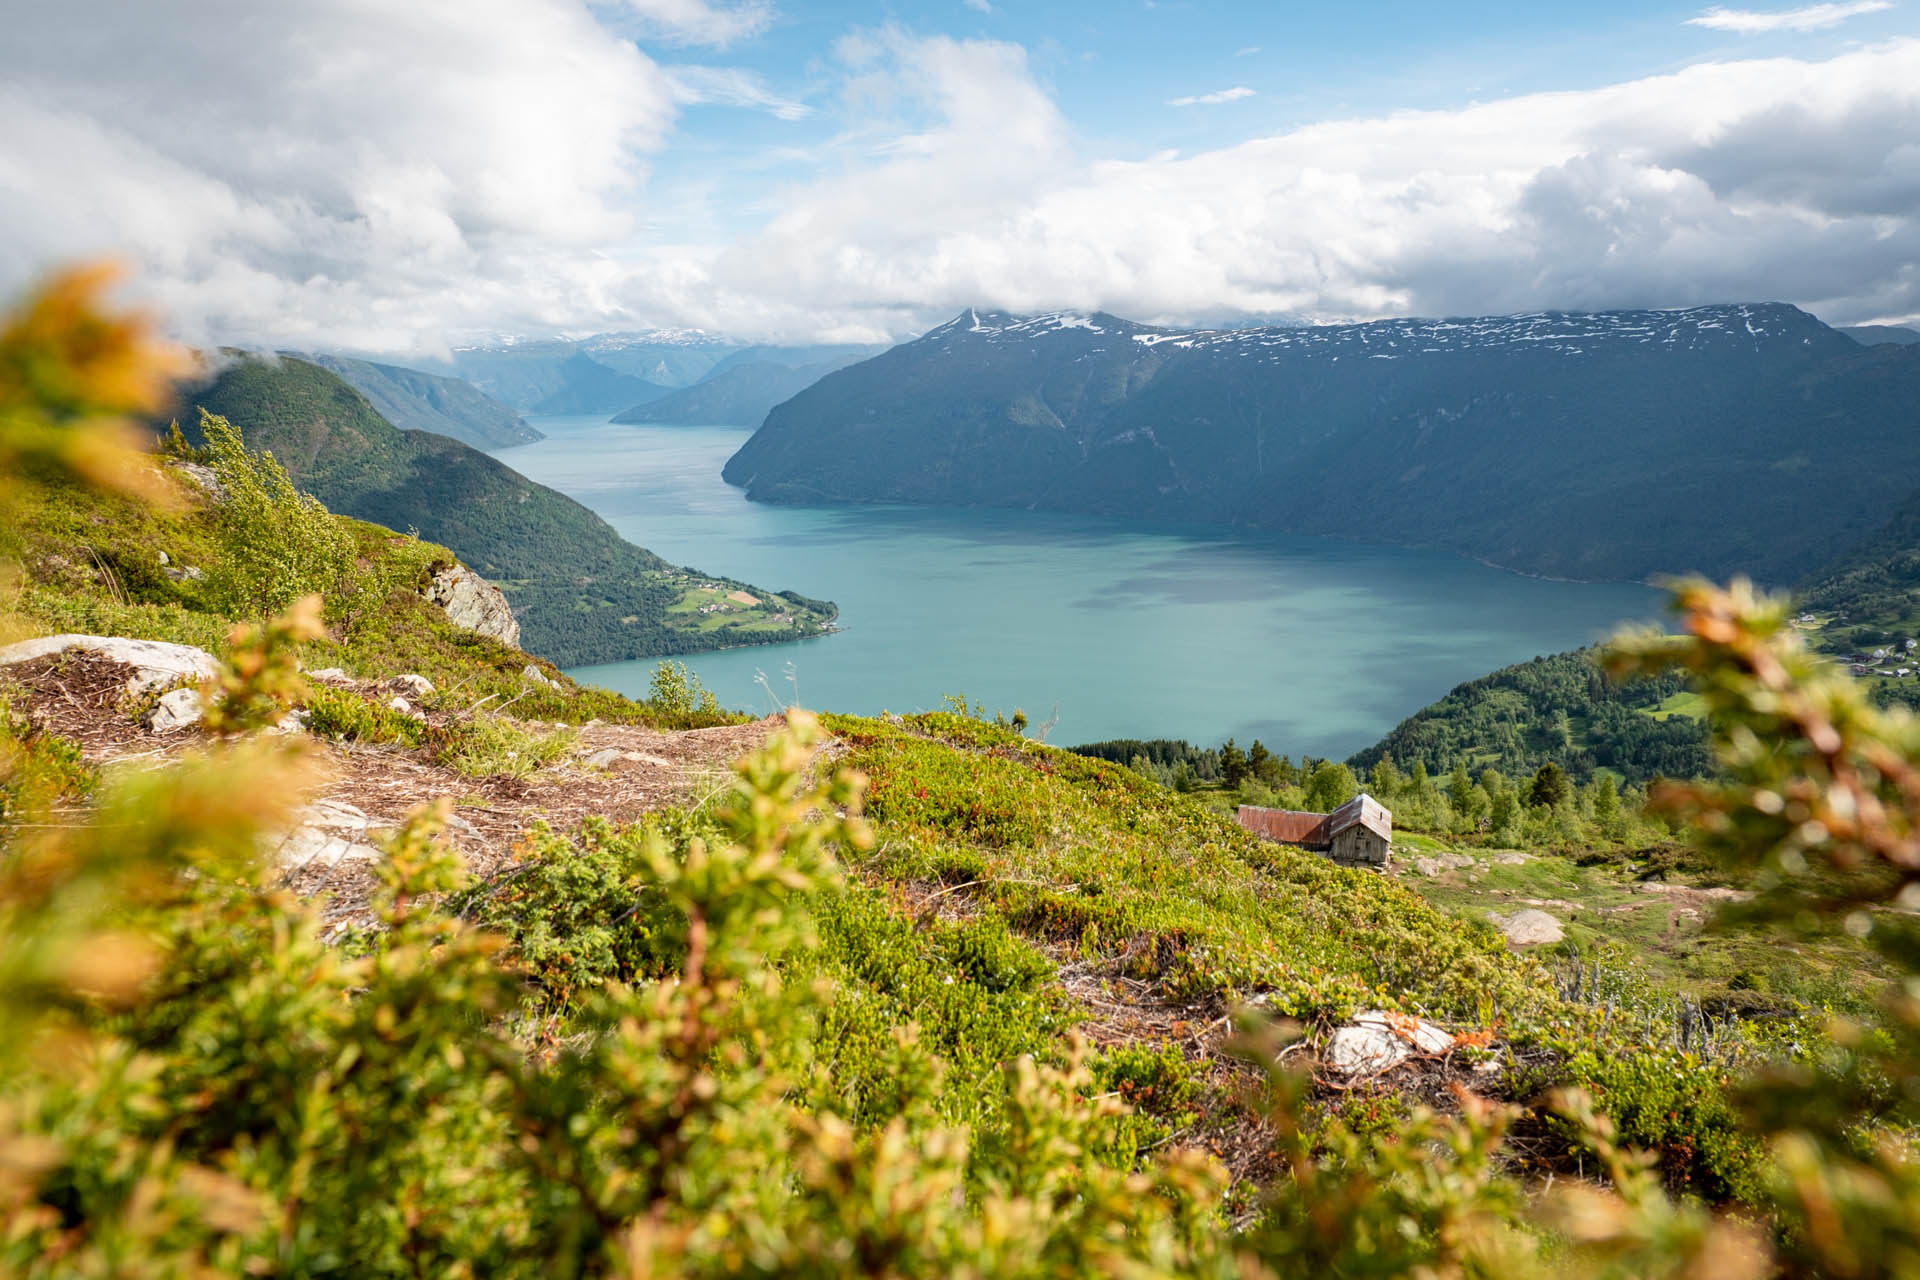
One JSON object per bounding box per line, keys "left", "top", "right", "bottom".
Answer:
{"left": 307, "top": 353, "right": 542, "bottom": 448}
{"left": 175, "top": 355, "right": 835, "bottom": 665}
{"left": 725, "top": 306, "right": 1920, "bottom": 583}
{"left": 612, "top": 359, "right": 849, "bottom": 427}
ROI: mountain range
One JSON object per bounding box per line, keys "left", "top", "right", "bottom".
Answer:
{"left": 722, "top": 304, "right": 1920, "bottom": 585}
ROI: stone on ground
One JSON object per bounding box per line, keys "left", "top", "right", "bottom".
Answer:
{"left": 391, "top": 673, "right": 435, "bottom": 698}
{"left": 271, "top": 799, "right": 384, "bottom": 872}
{"left": 1325, "top": 1010, "right": 1455, "bottom": 1075}
{"left": 583, "top": 747, "right": 675, "bottom": 771}
{"left": 1491, "top": 908, "right": 1565, "bottom": 946}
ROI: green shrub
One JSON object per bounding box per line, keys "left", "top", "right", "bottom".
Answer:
{"left": 303, "top": 684, "right": 427, "bottom": 747}
{"left": 648, "top": 658, "right": 720, "bottom": 718}
{"left": 434, "top": 712, "right": 578, "bottom": 778}
{"left": 199, "top": 409, "right": 353, "bottom": 618}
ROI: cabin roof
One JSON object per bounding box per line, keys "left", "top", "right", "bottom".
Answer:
{"left": 1236, "top": 806, "right": 1328, "bottom": 846}
{"left": 1324, "top": 793, "right": 1393, "bottom": 842}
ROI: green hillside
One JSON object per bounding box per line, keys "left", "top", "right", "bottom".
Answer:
{"left": 175, "top": 355, "right": 835, "bottom": 665}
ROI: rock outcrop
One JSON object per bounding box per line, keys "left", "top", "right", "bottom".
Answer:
{"left": 421, "top": 564, "right": 520, "bottom": 648}
{"left": 0, "top": 634, "right": 219, "bottom": 695}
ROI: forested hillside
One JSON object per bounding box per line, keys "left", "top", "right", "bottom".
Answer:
{"left": 175, "top": 355, "right": 835, "bottom": 665}
{"left": 725, "top": 306, "right": 1920, "bottom": 584}
{"left": 1349, "top": 647, "right": 1710, "bottom": 784}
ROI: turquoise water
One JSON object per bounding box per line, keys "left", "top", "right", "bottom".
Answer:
{"left": 498, "top": 415, "right": 1663, "bottom": 760}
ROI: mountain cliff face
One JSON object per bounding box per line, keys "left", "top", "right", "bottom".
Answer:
{"left": 724, "top": 305, "right": 1920, "bottom": 583}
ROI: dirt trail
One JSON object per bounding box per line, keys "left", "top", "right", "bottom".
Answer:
{"left": 4, "top": 652, "right": 784, "bottom": 922}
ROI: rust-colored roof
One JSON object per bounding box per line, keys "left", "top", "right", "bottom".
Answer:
{"left": 1237, "top": 806, "right": 1329, "bottom": 846}
{"left": 1324, "top": 793, "right": 1393, "bottom": 842}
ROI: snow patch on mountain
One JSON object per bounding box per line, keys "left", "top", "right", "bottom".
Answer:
{"left": 925, "top": 303, "right": 1823, "bottom": 361}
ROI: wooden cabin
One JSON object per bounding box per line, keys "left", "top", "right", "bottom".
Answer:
{"left": 1237, "top": 793, "right": 1393, "bottom": 868}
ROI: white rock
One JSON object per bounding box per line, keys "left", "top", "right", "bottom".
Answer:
{"left": 1492, "top": 908, "right": 1565, "bottom": 946}
{"left": 1494, "top": 852, "right": 1531, "bottom": 866}
{"left": 1412, "top": 856, "right": 1443, "bottom": 877}
{"left": 0, "top": 634, "right": 218, "bottom": 695}
{"left": 147, "top": 687, "right": 205, "bottom": 733}
{"left": 305, "top": 667, "right": 354, "bottom": 685}
{"left": 422, "top": 564, "right": 520, "bottom": 648}
{"left": 1325, "top": 1010, "right": 1455, "bottom": 1075}
{"left": 582, "top": 747, "right": 675, "bottom": 771}
{"left": 388, "top": 696, "right": 413, "bottom": 716}
{"left": 170, "top": 460, "right": 224, "bottom": 500}
{"left": 522, "top": 664, "right": 559, "bottom": 689}
{"left": 268, "top": 710, "right": 309, "bottom": 736}
{"left": 271, "top": 799, "right": 383, "bottom": 872}
{"left": 391, "top": 673, "right": 435, "bottom": 698}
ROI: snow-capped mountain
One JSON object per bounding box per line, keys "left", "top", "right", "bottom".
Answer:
{"left": 724, "top": 301, "right": 1916, "bottom": 585}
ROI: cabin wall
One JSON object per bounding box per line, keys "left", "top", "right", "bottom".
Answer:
{"left": 1330, "top": 826, "right": 1390, "bottom": 867}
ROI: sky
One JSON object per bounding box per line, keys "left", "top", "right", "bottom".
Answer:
{"left": 0, "top": 0, "right": 1916, "bottom": 353}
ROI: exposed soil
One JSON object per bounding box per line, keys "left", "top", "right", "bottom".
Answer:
{"left": 3, "top": 653, "right": 786, "bottom": 924}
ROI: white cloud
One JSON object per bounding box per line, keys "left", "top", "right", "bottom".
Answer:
{"left": 608, "top": 0, "right": 775, "bottom": 47}
{"left": 963, "top": 0, "right": 994, "bottom": 12}
{"left": 665, "top": 65, "right": 811, "bottom": 118}
{"left": 1234, "top": 46, "right": 1263, "bottom": 57}
{"left": 1168, "top": 86, "right": 1257, "bottom": 107}
{"left": 677, "top": 36, "right": 1920, "bottom": 338}
{"left": 1686, "top": 2, "right": 1892, "bottom": 33}
{"left": 0, "top": 0, "right": 675, "bottom": 354}
{"left": 4, "top": 10, "right": 1919, "bottom": 350}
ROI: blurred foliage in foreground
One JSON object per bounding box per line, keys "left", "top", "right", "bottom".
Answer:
{"left": 2, "top": 268, "right": 1919, "bottom": 1276}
